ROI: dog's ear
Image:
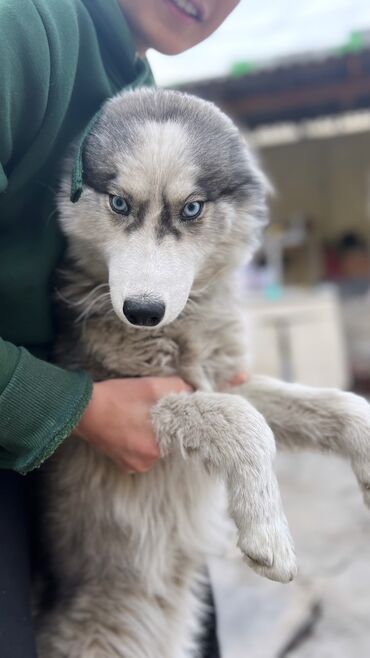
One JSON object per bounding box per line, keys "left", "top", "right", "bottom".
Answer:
{"left": 243, "top": 138, "right": 274, "bottom": 195}
{"left": 240, "top": 138, "right": 273, "bottom": 230}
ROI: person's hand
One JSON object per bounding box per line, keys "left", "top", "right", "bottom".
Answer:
{"left": 74, "top": 377, "right": 192, "bottom": 473}
{"left": 227, "top": 372, "right": 248, "bottom": 388}
{"left": 220, "top": 371, "right": 249, "bottom": 391}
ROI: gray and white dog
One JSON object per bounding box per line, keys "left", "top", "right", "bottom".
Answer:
{"left": 36, "top": 89, "right": 370, "bottom": 658}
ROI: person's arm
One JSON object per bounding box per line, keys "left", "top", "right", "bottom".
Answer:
{"left": 0, "top": 0, "right": 182, "bottom": 475}
{"left": 0, "top": 1, "right": 95, "bottom": 473}
{"left": 75, "top": 377, "right": 193, "bottom": 472}
{"left": 0, "top": 337, "right": 191, "bottom": 474}
{"left": 0, "top": 338, "right": 93, "bottom": 474}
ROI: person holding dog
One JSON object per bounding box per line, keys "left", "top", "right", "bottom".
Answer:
{"left": 0, "top": 1, "right": 241, "bottom": 656}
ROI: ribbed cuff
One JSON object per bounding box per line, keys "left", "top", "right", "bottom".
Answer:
{"left": 0, "top": 338, "right": 22, "bottom": 394}
{"left": 0, "top": 347, "right": 93, "bottom": 474}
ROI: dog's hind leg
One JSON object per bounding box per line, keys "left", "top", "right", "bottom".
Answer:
{"left": 237, "top": 375, "right": 370, "bottom": 508}
{"left": 152, "top": 392, "right": 297, "bottom": 584}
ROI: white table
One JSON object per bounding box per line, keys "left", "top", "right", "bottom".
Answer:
{"left": 245, "top": 286, "right": 349, "bottom": 388}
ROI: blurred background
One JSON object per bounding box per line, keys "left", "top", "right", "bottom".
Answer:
{"left": 149, "top": 3, "right": 370, "bottom": 657}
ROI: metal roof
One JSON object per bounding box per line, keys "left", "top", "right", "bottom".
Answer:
{"left": 176, "top": 48, "right": 370, "bottom": 128}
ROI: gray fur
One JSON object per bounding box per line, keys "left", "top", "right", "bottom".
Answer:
{"left": 35, "top": 89, "right": 370, "bottom": 657}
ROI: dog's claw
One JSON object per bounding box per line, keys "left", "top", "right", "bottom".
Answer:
{"left": 244, "top": 552, "right": 273, "bottom": 569}
{"left": 238, "top": 531, "right": 274, "bottom": 568}
{"left": 243, "top": 555, "right": 297, "bottom": 583}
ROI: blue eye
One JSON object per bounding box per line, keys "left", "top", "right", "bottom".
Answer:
{"left": 181, "top": 201, "right": 204, "bottom": 221}
{"left": 109, "top": 195, "right": 130, "bottom": 216}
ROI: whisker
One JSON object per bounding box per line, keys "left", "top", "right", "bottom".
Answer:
{"left": 80, "top": 296, "right": 115, "bottom": 337}
{"left": 75, "top": 292, "right": 112, "bottom": 324}
{"left": 56, "top": 282, "right": 110, "bottom": 308}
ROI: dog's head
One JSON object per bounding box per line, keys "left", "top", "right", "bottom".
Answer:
{"left": 59, "top": 89, "right": 269, "bottom": 328}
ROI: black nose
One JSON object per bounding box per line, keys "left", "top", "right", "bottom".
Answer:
{"left": 123, "top": 298, "right": 165, "bottom": 327}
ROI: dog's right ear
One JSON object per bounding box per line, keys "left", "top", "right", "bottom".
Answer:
{"left": 69, "top": 109, "right": 105, "bottom": 203}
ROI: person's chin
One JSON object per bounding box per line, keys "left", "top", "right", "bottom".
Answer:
{"left": 154, "top": 38, "right": 201, "bottom": 55}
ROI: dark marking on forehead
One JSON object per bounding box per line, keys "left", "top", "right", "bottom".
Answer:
{"left": 125, "top": 200, "right": 149, "bottom": 234}
{"left": 82, "top": 158, "right": 117, "bottom": 195}
{"left": 196, "top": 173, "right": 257, "bottom": 204}
{"left": 156, "top": 196, "right": 182, "bottom": 241}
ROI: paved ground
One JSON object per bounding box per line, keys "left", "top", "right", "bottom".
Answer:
{"left": 211, "top": 451, "right": 370, "bottom": 658}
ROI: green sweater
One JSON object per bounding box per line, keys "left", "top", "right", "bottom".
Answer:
{"left": 0, "top": 0, "right": 153, "bottom": 474}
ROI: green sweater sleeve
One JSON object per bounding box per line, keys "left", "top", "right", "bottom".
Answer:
{"left": 0, "top": 0, "right": 153, "bottom": 474}
{"left": 0, "top": 339, "right": 92, "bottom": 474}
{"left": 0, "top": 0, "right": 95, "bottom": 474}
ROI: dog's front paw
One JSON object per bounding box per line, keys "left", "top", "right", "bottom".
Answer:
{"left": 228, "top": 464, "right": 297, "bottom": 584}
{"left": 330, "top": 391, "right": 370, "bottom": 507}
{"left": 237, "top": 516, "right": 297, "bottom": 584}
{"left": 351, "top": 456, "right": 370, "bottom": 508}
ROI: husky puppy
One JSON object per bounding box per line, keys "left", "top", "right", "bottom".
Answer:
{"left": 36, "top": 89, "right": 370, "bottom": 658}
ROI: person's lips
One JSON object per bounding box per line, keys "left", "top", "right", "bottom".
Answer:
{"left": 166, "top": 0, "right": 204, "bottom": 22}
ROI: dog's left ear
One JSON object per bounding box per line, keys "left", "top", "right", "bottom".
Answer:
{"left": 241, "top": 138, "right": 273, "bottom": 230}
{"left": 244, "top": 138, "right": 274, "bottom": 194}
